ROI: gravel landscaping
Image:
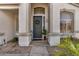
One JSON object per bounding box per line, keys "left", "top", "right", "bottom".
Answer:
{"left": 0, "top": 40, "right": 69, "bottom": 56}
{"left": 47, "top": 46, "right": 63, "bottom": 56}
{"left": 0, "top": 42, "right": 32, "bottom": 55}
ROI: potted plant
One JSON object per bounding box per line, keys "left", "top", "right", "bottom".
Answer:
{"left": 42, "top": 28, "right": 48, "bottom": 40}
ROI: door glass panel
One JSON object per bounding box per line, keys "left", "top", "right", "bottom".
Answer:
{"left": 43, "top": 16, "right": 45, "bottom": 29}
{"left": 34, "top": 7, "right": 45, "bottom": 14}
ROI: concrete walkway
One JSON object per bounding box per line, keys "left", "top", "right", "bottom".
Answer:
{"left": 30, "top": 46, "right": 49, "bottom": 56}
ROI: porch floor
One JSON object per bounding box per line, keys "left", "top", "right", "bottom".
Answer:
{"left": 30, "top": 40, "right": 49, "bottom": 46}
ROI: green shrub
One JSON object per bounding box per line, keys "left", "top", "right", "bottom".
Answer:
{"left": 75, "top": 44, "right": 79, "bottom": 50}
{"left": 54, "top": 36, "right": 79, "bottom": 56}
{"left": 54, "top": 50, "right": 66, "bottom": 56}
{"left": 42, "top": 29, "right": 48, "bottom": 35}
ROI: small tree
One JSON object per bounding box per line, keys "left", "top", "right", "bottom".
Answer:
{"left": 42, "top": 28, "right": 48, "bottom": 40}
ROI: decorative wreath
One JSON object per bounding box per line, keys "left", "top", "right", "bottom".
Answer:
{"left": 35, "top": 20, "right": 40, "bottom": 24}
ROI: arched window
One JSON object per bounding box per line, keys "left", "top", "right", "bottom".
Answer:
{"left": 34, "top": 7, "right": 45, "bottom": 14}
{"left": 60, "top": 11, "right": 74, "bottom": 33}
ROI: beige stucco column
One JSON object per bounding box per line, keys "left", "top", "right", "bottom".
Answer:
{"left": 18, "top": 3, "right": 31, "bottom": 46}
{"left": 74, "top": 9, "right": 79, "bottom": 39}
{"left": 48, "top": 3, "right": 60, "bottom": 46}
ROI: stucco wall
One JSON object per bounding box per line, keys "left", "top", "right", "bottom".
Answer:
{"left": 0, "top": 10, "right": 17, "bottom": 42}
{"left": 52, "top": 3, "right": 79, "bottom": 39}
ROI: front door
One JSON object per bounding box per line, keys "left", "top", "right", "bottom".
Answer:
{"left": 33, "top": 16, "right": 42, "bottom": 39}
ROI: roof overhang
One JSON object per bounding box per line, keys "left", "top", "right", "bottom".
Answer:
{"left": 70, "top": 3, "right": 79, "bottom": 8}
{"left": 0, "top": 3, "right": 79, "bottom": 10}
{"left": 0, "top": 4, "right": 19, "bottom": 9}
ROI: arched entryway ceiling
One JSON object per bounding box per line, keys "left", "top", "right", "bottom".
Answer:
{"left": 31, "top": 3, "right": 49, "bottom": 8}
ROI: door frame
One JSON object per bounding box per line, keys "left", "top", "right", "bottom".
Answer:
{"left": 31, "top": 4, "right": 48, "bottom": 40}
{"left": 32, "top": 15, "right": 45, "bottom": 39}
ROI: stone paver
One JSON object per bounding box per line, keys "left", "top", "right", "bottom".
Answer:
{"left": 30, "top": 46, "right": 49, "bottom": 56}
{"left": 30, "top": 40, "right": 49, "bottom": 46}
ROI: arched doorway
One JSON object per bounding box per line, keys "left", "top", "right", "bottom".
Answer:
{"left": 33, "top": 7, "right": 45, "bottom": 40}
{"left": 31, "top": 4, "right": 48, "bottom": 40}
